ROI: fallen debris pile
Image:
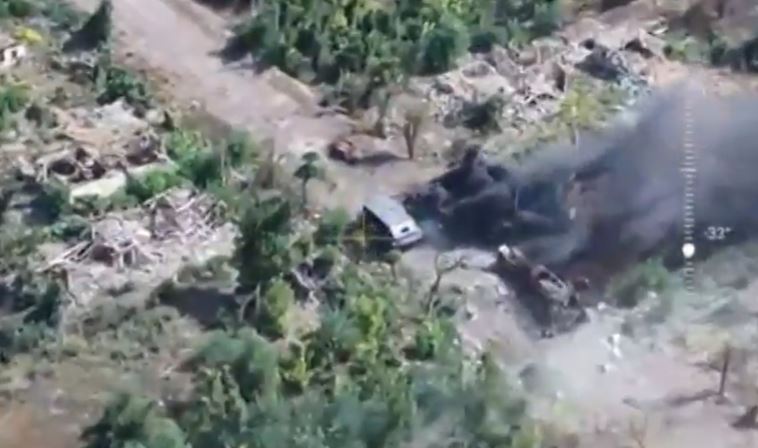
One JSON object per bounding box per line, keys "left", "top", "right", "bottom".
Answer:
{"left": 0, "top": 43, "right": 27, "bottom": 70}
{"left": 15, "top": 98, "right": 167, "bottom": 197}
{"left": 414, "top": 17, "right": 659, "bottom": 133}
{"left": 145, "top": 188, "right": 225, "bottom": 241}
{"left": 43, "top": 187, "right": 233, "bottom": 306}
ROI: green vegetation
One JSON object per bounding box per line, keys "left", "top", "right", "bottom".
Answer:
{"left": 663, "top": 30, "right": 727, "bottom": 65}
{"left": 0, "top": 227, "right": 62, "bottom": 362}
{"left": 314, "top": 207, "right": 351, "bottom": 246}
{"left": 294, "top": 151, "right": 325, "bottom": 209}
{"left": 0, "top": 0, "right": 35, "bottom": 19}
{"left": 608, "top": 257, "right": 671, "bottom": 308}
{"left": 92, "top": 51, "right": 152, "bottom": 109}
{"left": 0, "top": 79, "right": 29, "bottom": 131}
{"left": 233, "top": 0, "right": 561, "bottom": 107}
{"left": 234, "top": 194, "right": 295, "bottom": 292}
{"left": 661, "top": 28, "right": 758, "bottom": 73}
{"left": 86, "top": 245, "right": 538, "bottom": 448}
{"left": 124, "top": 168, "right": 185, "bottom": 203}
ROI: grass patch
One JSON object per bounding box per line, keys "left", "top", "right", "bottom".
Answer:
{"left": 608, "top": 257, "right": 672, "bottom": 308}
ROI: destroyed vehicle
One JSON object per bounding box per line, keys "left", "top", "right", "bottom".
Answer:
{"left": 328, "top": 139, "right": 358, "bottom": 164}
{"left": 362, "top": 194, "right": 423, "bottom": 249}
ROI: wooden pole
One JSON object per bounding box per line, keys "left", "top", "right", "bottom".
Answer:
{"left": 718, "top": 345, "right": 731, "bottom": 398}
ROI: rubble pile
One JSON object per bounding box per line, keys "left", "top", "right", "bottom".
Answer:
{"left": 144, "top": 188, "right": 226, "bottom": 241}
{"left": 16, "top": 99, "right": 165, "bottom": 188}
{"left": 415, "top": 18, "right": 663, "bottom": 132}
{"left": 43, "top": 187, "right": 231, "bottom": 306}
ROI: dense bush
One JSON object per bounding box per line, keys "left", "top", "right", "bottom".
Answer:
{"left": 234, "top": 194, "right": 296, "bottom": 292}
{"left": 0, "top": 0, "right": 35, "bottom": 19}
{"left": 92, "top": 51, "right": 151, "bottom": 108}
{"left": 0, "top": 234, "right": 63, "bottom": 363}
{"left": 0, "top": 80, "right": 29, "bottom": 131}
{"left": 234, "top": 0, "right": 560, "bottom": 107}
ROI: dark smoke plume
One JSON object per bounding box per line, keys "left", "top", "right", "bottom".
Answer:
{"left": 513, "top": 82, "right": 758, "bottom": 273}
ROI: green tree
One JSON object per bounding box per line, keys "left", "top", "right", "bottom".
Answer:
{"left": 314, "top": 207, "right": 350, "bottom": 246}
{"left": 234, "top": 194, "right": 294, "bottom": 292}
{"left": 72, "top": 0, "right": 112, "bottom": 50}
{"left": 255, "top": 278, "right": 295, "bottom": 337}
{"left": 293, "top": 151, "right": 324, "bottom": 211}
{"left": 81, "top": 393, "right": 187, "bottom": 448}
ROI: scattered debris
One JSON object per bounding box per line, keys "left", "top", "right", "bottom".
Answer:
{"left": 0, "top": 43, "right": 26, "bottom": 70}
{"left": 41, "top": 187, "right": 232, "bottom": 307}
{"left": 144, "top": 188, "right": 225, "bottom": 241}
{"left": 327, "top": 137, "right": 358, "bottom": 164}
{"left": 414, "top": 19, "right": 654, "bottom": 136}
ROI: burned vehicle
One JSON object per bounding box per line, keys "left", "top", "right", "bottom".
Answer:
{"left": 407, "top": 145, "right": 580, "bottom": 263}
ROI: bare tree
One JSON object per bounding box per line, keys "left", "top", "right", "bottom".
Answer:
{"left": 403, "top": 101, "right": 428, "bottom": 160}
{"left": 425, "top": 253, "right": 466, "bottom": 314}
{"left": 718, "top": 344, "right": 732, "bottom": 398}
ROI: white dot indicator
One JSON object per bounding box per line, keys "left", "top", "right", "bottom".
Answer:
{"left": 682, "top": 243, "right": 696, "bottom": 259}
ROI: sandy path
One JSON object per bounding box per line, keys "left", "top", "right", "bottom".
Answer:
{"left": 70, "top": 0, "right": 301, "bottom": 133}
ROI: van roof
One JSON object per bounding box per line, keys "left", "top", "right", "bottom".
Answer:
{"left": 363, "top": 194, "right": 415, "bottom": 228}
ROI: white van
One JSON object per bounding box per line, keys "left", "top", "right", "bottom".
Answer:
{"left": 362, "top": 195, "right": 424, "bottom": 249}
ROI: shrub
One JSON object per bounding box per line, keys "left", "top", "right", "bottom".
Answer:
{"left": 40, "top": 1, "right": 81, "bottom": 29}
{"left": 314, "top": 208, "right": 350, "bottom": 246}
{"left": 124, "top": 168, "right": 184, "bottom": 203}
{"left": 0, "top": 81, "right": 29, "bottom": 112}
{"left": 0, "top": 80, "right": 29, "bottom": 130}
{"left": 0, "top": 0, "right": 35, "bottom": 18}
{"left": 36, "top": 180, "right": 72, "bottom": 221}
{"left": 81, "top": 394, "right": 187, "bottom": 448}
{"left": 92, "top": 52, "right": 151, "bottom": 108}
{"left": 254, "top": 278, "right": 294, "bottom": 337}
{"left": 234, "top": 194, "right": 295, "bottom": 292}
{"left": 417, "top": 14, "right": 470, "bottom": 74}
{"left": 609, "top": 257, "right": 671, "bottom": 308}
